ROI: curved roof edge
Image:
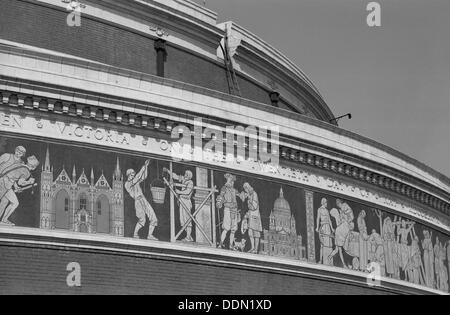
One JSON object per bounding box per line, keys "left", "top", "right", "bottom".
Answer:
{"left": 217, "top": 21, "right": 336, "bottom": 123}
{"left": 129, "top": 0, "right": 219, "bottom": 26}
{"left": 218, "top": 21, "right": 322, "bottom": 96}
{"left": 128, "top": 0, "right": 337, "bottom": 121}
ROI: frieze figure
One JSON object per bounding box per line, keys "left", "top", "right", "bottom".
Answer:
{"left": 239, "top": 182, "right": 262, "bottom": 254}
{"left": 125, "top": 160, "right": 158, "bottom": 240}
{"left": 391, "top": 217, "right": 402, "bottom": 280}
{"left": 0, "top": 154, "right": 39, "bottom": 225}
{"left": 368, "top": 228, "right": 386, "bottom": 276}
{"left": 0, "top": 146, "right": 26, "bottom": 174}
{"left": 357, "top": 210, "right": 369, "bottom": 271}
{"left": 440, "top": 243, "right": 449, "bottom": 291}
{"left": 435, "top": 238, "right": 448, "bottom": 291}
{"left": 316, "top": 198, "right": 417, "bottom": 287}
{"left": 447, "top": 240, "right": 450, "bottom": 290}
{"left": 316, "top": 198, "right": 334, "bottom": 265}
{"left": 422, "top": 230, "right": 435, "bottom": 288}
{"left": 164, "top": 168, "right": 194, "bottom": 242}
{"left": 313, "top": 193, "right": 450, "bottom": 292}
{"left": 434, "top": 237, "right": 441, "bottom": 289}
{"left": 0, "top": 146, "right": 27, "bottom": 225}
{"left": 394, "top": 220, "right": 415, "bottom": 275}
{"left": 216, "top": 173, "right": 240, "bottom": 249}
{"left": 406, "top": 229, "right": 426, "bottom": 286}
{"left": 328, "top": 199, "right": 354, "bottom": 268}
{"left": 382, "top": 216, "right": 396, "bottom": 278}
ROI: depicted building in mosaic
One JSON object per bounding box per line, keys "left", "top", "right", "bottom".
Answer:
{"left": 40, "top": 148, "right": 124, "bottom": 236}
{"left": 261, "top": 188, "right": 305, "bottom": 260}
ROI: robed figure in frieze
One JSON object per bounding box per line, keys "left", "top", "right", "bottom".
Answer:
{"left": 316, "top": 198, "right": 334, "bottom": 265}
{"left": 422, "top": 230, "right": 435, "bottom": 288}
{"left": 434, "top": 237, "right": 449, "bottom": 291}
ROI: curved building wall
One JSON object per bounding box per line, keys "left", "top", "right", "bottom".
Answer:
{"left": 0, "top": 0, "right": 449, "bottom": 295}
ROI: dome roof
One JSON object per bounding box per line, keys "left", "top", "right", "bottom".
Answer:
{"left": 273, "top": 188, "right": 291, "bottom": 217}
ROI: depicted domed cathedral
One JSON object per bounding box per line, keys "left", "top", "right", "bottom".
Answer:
{"left": 39, "top": 148, "right": 124, "bottom": 236}
{"left": 260, "top": 188, "right": 306, "bottom": 260}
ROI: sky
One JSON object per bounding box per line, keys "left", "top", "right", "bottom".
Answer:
{"left": 198, "top": 0, "right": 450, "bottom": 178}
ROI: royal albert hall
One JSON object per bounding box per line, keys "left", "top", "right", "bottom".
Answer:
{"left": 0, "top": 0, "right": 449, "bottom": 295}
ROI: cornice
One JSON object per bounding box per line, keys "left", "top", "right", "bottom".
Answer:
{"left": 27, "top": 0, "right": 224, "bottom": 56}
{"left": 96, "top": 0, "right": 224, "bottom": 47}
{"left": 0, "top": 85, "right": 449, "bottom": 226}
{"left": 0, "top": 43, "right": 448, "bottom": 209}
{"left": 138, "top": 0, "right": 218, "bottom": 26}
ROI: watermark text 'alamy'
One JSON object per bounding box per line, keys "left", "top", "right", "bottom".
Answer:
{"left": 170, "top": 118, "right": 279, "bottom": 170}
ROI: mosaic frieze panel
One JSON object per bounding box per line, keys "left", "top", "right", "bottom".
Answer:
{"left": 0, "top": 134, "right": 448, "bottom": 293}
{"left": 0, "top": 136, "right": 307, "bottom": 260}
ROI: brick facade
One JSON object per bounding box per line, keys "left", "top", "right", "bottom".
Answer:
{"left": 0, "top": 0, "right": 274, "bottom": 108}
{"left": 0, "top": 242, "right": 398, "bottom": 295}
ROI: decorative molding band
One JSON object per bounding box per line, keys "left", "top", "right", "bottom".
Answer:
{"left": 29, "top": 0, "right": 223, "bottom": 58}
{"left": 0, "top": 89, "right": 449, "bottom": 228}
{"left": 2, "top": 42, "right": 447, "bottom": 197}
